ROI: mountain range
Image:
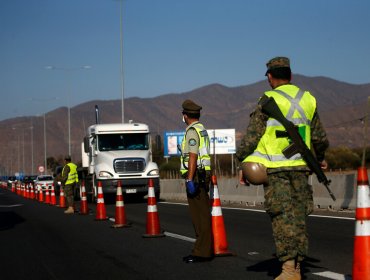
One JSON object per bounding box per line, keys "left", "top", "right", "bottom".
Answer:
{"left": 1, "top": 74, "right": 369, "bottom": 175}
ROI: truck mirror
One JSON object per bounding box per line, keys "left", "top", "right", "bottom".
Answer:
{"left": 84, "top": 136, "right": 89, "bottom": 153}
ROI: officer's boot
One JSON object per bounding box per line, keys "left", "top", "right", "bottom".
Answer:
{"left": 64, "top": 207, "right": 74, "bottom": 214}
{"left": 275, "top": 260, "right": 301, "bottom": 280}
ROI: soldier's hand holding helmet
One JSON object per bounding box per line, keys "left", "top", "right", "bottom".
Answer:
{"left": 241, "top": 162, "right": 268, "bottom": 186}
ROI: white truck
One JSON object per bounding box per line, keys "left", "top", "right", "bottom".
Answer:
{"left": 81, "top": 121, "right": 160, "bottom": 201}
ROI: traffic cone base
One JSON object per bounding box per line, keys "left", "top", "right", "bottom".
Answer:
{"left": 111, "top": 222, "right": 132, "bottom": 228}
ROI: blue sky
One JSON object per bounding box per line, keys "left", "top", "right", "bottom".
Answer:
{"left": 1, "top": 0, "right": 370, "bottom": 121}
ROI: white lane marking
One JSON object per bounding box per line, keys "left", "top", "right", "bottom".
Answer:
{"left": 313, "top": 271, "right": 351, "bottom": 280}
{"left": 0, "top": 204, "right": 23, "bottom": 208}
{"left": 160, "top": 201, "right": 353, "bottom": 279}
{"left": 159, "top": 201, "right": 355, "bottom": 220}
{"left": 160, "top": 201, "right": 188, "bottom": 206}
{"left": 164, "top": 231, "right": 195, "bottom": 243}
{"left": 309, "top": 214, "right": 354, "bottom": 220}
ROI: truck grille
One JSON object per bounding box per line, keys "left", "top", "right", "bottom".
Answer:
{"left": 114, "top": 158, "right": 145, "bottom": 173}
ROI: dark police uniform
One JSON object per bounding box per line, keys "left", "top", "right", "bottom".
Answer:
{"left": 180, "top": 99, "right": 213, "bottom": 263}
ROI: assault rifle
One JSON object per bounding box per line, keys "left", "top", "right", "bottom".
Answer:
{"left": 260, "top": 97, "right": 336, "bottom": 201}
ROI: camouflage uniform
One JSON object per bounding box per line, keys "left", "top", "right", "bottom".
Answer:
{"left": 236, "top": 93, "right": 329, "bottom": 262}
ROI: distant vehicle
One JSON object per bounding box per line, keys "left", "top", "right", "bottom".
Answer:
{"left": 7, "top": 176, "right": 17, "bottom": 189}
{"left": 22, "top": 175, "right": 37, "bottom": 185}
{"left": 34, "top": 175, "right": 54, "bottom": 191}
{"left": 80, "top": 106, "right": 160, "bottom": 202}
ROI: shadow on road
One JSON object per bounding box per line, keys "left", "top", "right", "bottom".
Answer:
{"left": 0, "top": 211, "right": 25, "bottom": 231}
{"left": 246, "top": 256, "right": 326, "bottom": 279}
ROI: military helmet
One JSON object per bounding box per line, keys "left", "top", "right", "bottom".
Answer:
{"left": 241, "top": 162, "right": 267, "bottom": 185}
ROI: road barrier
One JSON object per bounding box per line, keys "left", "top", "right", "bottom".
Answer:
{"left": 160, "top": 171, "right": 368, "bottom": 210}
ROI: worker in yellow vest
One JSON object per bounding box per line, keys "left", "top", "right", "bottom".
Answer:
{"left": 236, "top": 57, "right": 329, "bottom": 280}
{"left": 61, "top": 155, "right": 79, "bottom": 214}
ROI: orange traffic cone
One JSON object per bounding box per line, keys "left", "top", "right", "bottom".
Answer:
{"left": 79, "top": 182, "right": 89, "bottom": 215}
{"left": 353, "top": 166, "right": 370, "bottom": 280}
{"left": 11, "top": 182, "right": 15, "bottom": 193}
{"left": 112, "top": 181, "right": 130, "bottom": 228}
{"left": 59, "top": 185, "right": 66, "bottom": 208}
{"left": 30, "top": 184, "right": 35, "bottom": 200}
{"left": 24, "top": 184, "right": 28, "bottom": 198}
{"left": 95, "top": 181, "right": 108, "bottom": 220}
{"left": 210, "top": 175, "right": 233, "bottom": 256}
{"left": 50, "top": 184, "right": 57, "bottom": 206}
{"left": 143, "top": 179, "right": 164, "bottom": 237}
{"left": 16, "top": 183, "right": 20, "bottom": 195}
{"left": 44, "top": 187, "right": 50, "bottom": 204}
{"left": 38, "top": 186, "right": 44, "bottom": 202}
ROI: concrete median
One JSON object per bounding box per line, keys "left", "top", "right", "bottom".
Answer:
{"left": 160, "top": 171, "right": 368, "bottom": 210}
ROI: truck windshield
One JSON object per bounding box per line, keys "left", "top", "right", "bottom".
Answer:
{"left": 98, "top": 133, "right": 149, "bottom": 151}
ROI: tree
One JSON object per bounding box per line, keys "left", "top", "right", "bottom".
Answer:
{"left": 326, "top": 146, "right": 362, "bottom": 170}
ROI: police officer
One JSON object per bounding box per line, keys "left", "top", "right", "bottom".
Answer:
{"left": 180, "top": 99, "right": 213, "bottom": 263}
{"left": 61, "top": 155, "right": 79, "bottom": 214}
{"left": 236, "top": 57, "right": 329, "bottom": 280}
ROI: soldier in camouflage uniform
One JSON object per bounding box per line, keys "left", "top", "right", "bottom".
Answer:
{"left": 236, "top": 57, "right": 329, "bottom": 280}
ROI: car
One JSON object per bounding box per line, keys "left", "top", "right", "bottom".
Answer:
{"left": 23, "top": 175, "right": 38, "bottom": 186}
{"left": 34, "top": 175, "right": 54, "bottom": 191}
{"left": 7, "top": 176, "right": 17, "bottom": 189}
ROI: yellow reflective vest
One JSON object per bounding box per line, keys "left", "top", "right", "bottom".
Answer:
{"left": 62, "top": 162, "right": 79, "bottom": 185}
{"left": 180, "top": 122, "right": 211, "bottom": 175}
{"left": 244, "top": 84, "right": 316, "bottom": 168}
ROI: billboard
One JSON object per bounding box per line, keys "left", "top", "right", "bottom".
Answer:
{"left": 209, "top": 129, "right": 236, "bottom": 155}
{"left": 164, "top": 131, "right": 185, "bottom": 156}
{"left": 164, "top": 129, "right": 235, "bottom": 156}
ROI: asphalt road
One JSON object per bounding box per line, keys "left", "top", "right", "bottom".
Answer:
{"left": 0, "top": 188, "right": 354, "bottom": 280}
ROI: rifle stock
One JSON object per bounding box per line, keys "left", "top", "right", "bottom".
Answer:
{"left": 261, "top": 97, "right": 336, "bottom": 201}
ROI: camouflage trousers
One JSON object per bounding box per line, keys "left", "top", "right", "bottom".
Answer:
{"left": 264, "top": 171, "right": 313, "bottom": 262}
{"left": 63, "top": 183, "right": 75, "bottom": 208}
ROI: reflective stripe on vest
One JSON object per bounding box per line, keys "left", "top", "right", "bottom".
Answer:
{"left": 63, "top": 163, "right": 79, "bottom": 185}
{"left": 244, "top": 85, "right": 316, "bottom": 168}
{"left": 180, "top": 123, "right": 211, "bottom": 175}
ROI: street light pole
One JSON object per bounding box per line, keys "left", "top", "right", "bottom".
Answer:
{"left": 30, "top": 120, "right": 34, "bottom": 174}
{"left": 120, "top": 0, "right": 125, "bottom": 123}
{"left": 44, "top": 113, "right": 47, "bottom": 174}
{"left": 30, "top": 98, "right": 59, "bottom": 174}
{"left": 45, "top": 65, "right": 91, "bottom": 155}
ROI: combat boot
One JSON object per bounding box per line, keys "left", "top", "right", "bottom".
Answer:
{"left": 64, "top": 207, "right": 74, "bottom": 214}
{"left": 275, "top": 260, "right": 301, "bottom": 280}
{"left": 296, "top": 262, "right": 301, "bottom": 276}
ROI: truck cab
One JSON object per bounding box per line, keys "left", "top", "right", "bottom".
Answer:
{"left": 82, "top": 122, "right": 160, "bottom": 200}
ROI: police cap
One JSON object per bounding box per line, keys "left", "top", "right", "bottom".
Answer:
{"left": 265, "top": 56, "right": 290, "bottom": 76}
{"left": 182, "top": 99, "right": 202, "bottom": 114}
{"left": 64, "top": 155, "right": 71, "bottom": 161}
